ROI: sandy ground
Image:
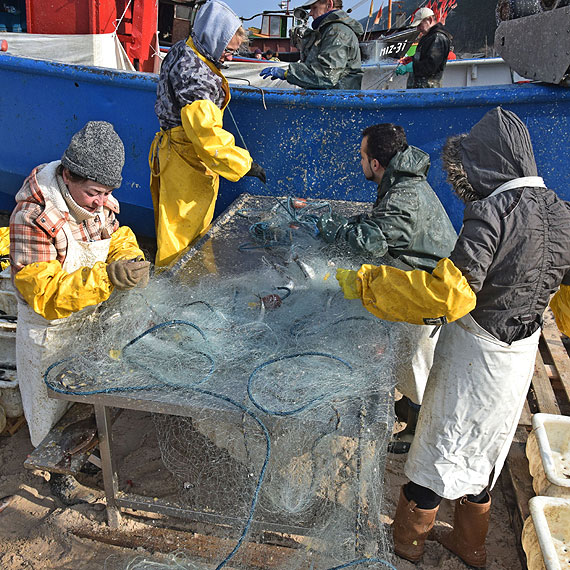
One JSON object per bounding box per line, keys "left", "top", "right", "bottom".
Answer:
{"left": 0, "top": 407, "right": 524, "bottom": 570}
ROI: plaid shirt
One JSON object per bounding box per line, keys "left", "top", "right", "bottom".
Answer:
{"left": 10, "top": 164, "right": 120, "bottom": 275}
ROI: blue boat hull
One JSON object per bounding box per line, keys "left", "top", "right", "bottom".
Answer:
{"left": 1, "top": 54, "right": 569, "bottom": 235}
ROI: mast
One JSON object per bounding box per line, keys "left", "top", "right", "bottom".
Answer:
{"left": 387, "top": 0, "right": 392, "bottom": 29}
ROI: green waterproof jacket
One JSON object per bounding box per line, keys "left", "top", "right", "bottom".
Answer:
{"left": 319, "top": 146, "right": 457, "bottom": 271}
{"left": 287, "top": 10, "right": 363, "bottom": 90}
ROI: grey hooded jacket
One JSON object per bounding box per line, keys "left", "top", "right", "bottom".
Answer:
{"left": 155, "top": 0, "right": 240, "bottom": 130}
{"left": 448, "top": 107, "right": 570, "bottom": 343}
{"left": 320, "top": 146, "right": 457, "bottom": 272}
{"left": 287, "top": 10, "right": 363, "bottom": 90}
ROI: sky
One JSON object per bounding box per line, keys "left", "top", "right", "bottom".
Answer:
{"left": 224, "top": 0, "right": 383, "bottom": 28}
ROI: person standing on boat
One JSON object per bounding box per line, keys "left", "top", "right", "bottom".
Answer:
{"left": 259, "top": 0, "right": 363, "bottom": 89}
{"left": 317, "top": 123, "right": 457, "bottom": 453}
{"left": 151, "top": 0, "right": 266, "bottom": 268}
{"left": 10, "top": 121, "right": 150, "bottom": 504}
{"left": 336, "top": 107, "right": 570, "bottom": 567}
{"left": 396, "top": 7, "right": 452, "bottom": 89}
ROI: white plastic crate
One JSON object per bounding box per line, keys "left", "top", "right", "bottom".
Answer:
{"left": 526, "top": 413, "right": 570, "bottom": 498}
{"left": 522, "top": 496, "right": 570, "bottom": 570}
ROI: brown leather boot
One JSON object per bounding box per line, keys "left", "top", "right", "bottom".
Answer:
{"left": 438, "top": 494, "right": 491, "bottom": 568}
{"left": 392, "top": 486, "right": 439, "bottom": 562}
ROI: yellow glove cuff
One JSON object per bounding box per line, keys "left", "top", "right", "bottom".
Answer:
{"left": 336, "top": 268, "right": 360, "bottom": 300}
{"left": 550, "top": 284, "right": 570, "bottom": 337}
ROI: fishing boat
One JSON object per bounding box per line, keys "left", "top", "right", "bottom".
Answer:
{"left": 0, "top": 1, "right": 568, "bottom": 237}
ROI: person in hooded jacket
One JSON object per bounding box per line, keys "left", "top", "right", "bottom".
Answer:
{"left": 151, "top": 0, "right": 266, "bottom": 268}
{"left": 396, "top": 7, "right": 452, "bottom": 89}
{"left": 318, "top": 123, "right": 457, "bottom": 453}
{"left": 259, "top": 0, "right": 363, "bottom": 89}
{"left": 335, "top": 107, "right": 570, "bottom": 567}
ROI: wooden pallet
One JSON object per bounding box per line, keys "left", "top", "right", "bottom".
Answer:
{"left": 502, "top": 309, "right": 570, "bottom": 569}
{"left": 0, "top": 414, "right": 26, "bottom": 436}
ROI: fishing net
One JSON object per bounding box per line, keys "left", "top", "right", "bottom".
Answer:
{"left": 48, "top": 196, "right": 405, "bottom": 570}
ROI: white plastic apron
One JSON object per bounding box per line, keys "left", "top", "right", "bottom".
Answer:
{"left": 394, "top": 322, "right": 439, "bottom": 405}
{"left": 404, "top": 176, "right": 547, "bottom": 498}
{"left": 404, "top": 313, "right": 539, "bottom": 499}
{"left": 16, "top": 168, "right": 111, "bottom": 447}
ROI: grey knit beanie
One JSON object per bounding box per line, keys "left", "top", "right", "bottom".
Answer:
{"left": 61, "top": 121, "right": 125, "bottom": 188}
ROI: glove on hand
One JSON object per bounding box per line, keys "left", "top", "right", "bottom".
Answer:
{"left": 245, "top": 162, "right": 267, "bottom": 184}
{"left": 336, "top": 268, "right": 360, "bottom": 300}
{"left": 259, "top": 66, "right": 286, "bottom": 80}
{"left": 395, "top": 62, "right": 413, "bottom": 75}
{"left": 317, "top": 212, "right": 348, "bottom": 243}
{"left": 399, "top": 56, "right": 413, "bottom": 65}
{"left": 107, "top": 258, "right": 151, "bottom": 291}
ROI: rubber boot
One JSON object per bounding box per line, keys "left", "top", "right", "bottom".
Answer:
{"left": 388, "top": 404, "right": 419, "bottom": 454}
{"left": 392, "top": 486, "right": 439, "bottom": 562}
{"left": 49, "top": 473, "right": 103, "bottom": 506}
{"left": 438, "top": 494, "right": 491, "bottom": 568}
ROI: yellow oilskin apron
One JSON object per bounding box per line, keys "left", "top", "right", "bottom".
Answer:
{"left": 149, "top": 126, "right": 219, "bottom": 268}
{"left": 16, "top": 166, "right": 111, "bottom": 447}
{"left": 149, "top": 37, "right": 252, "bottom": 268}
{"left": 404, "top": 177, "right": 547, "bottom": 499}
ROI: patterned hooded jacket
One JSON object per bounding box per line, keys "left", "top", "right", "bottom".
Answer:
{"left": 155, "top": 0, "right": 240, "bottom": 130}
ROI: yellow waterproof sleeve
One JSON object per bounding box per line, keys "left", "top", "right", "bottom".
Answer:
{"left": 181, "top": 100, "right": 252, "bottom": 182}
{"left": 550, "top": 285, "right": 570, "bottom": 337}
{"left": 356, "top": 257, "right": 477, "bottom": 325}
{"left": 0, "top": 227, "right": 9, "bottom": 270}
{"left": 106, "top": 225, "right": 144, "bottom": 262}
{"left": 14, "top": 260, "right": 113, "bottom": 320}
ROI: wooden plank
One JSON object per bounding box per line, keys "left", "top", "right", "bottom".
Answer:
{"left": 518, "top": 400, "right": 532, "bottom": 428}
{"left": 541, "top": 313, "right": 570, "bottom": 405}
{"left": 70, "top": 522, "right": 318, "bottom": 569}
{"left": 531, "top": 353, "right": 561, "bottom": 415}
{"left": 502, "top": 426, "right": 533, "bottom": 570}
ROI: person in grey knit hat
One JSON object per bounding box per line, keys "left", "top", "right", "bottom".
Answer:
{"left": 9, "top": 120, "right": 150, "bottom": 507}
{"left": 61, "top": 121, "right": 125, "bottom": 188}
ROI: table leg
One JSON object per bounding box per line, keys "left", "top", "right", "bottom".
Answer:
{"left": 94, "top": 403, "right": 121, "bottom": 527}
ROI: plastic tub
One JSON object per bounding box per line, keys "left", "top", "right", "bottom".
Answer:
{"left": 522, "top": 496, "right": 570, "bottom": 570}
{"left": 526, "top": 413, "right": 570, "bottom": 498}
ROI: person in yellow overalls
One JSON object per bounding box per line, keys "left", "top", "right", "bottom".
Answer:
{"left": 150, "top": 0, "right": 266, "bottom": 267}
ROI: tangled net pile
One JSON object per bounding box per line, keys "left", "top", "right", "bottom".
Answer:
{"left": 46, "top": 197, "right": 406, "bottom": 570}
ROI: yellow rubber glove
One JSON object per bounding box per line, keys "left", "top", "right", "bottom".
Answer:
{"left": 181, "top": 100, "right": 252, "bottom": 182}
{"left": 550, "top": 284, "right": 570, "bottom": 337}
{"left": 357, "top": 258, "right": 477, "bottom": 325}
{"left": 0, "top": 226, "right": 9, "bottom": 271}
{"left": 336, "top": 268, "right": 360, "bottom": 300}
{"left": 106, "top": 225, "right": 144, "bottom": 263}
{"left": 14, "top": 260, "right": 113, "bottom": 320}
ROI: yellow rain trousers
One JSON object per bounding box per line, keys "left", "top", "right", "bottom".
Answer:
{"left": 550, "top": 284, "right": 570, "bottom": 337}
{"left": 343, "top": 257, "right": 477, "bottom": 325}
{"left": 149, "top": 40, "right": 252, "bottom": 267}
{"left": 14, "top": 225, "right": 143, "bottom": 321}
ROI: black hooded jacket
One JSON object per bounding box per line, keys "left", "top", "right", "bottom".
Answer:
{"left": 412, "top": 22, "right": 452, "bottom": 82}
{"left": 447, "top": 108, "right": 570, "bottom": 343}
